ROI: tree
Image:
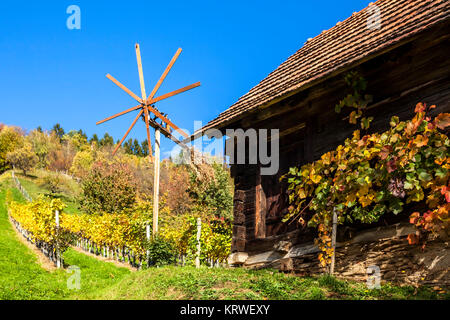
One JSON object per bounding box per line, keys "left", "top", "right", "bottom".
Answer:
{"left": 51, "top": 123, "right": 65, "bottom": 141}
{"left": 0, "top": 126, "right": 24, "bottom": 173}
{"left": 89, "top": 133, "right": 99, "bottom": 145}
{"left": 70, "top": 150, "right": 94, "bottom": 178}
{"left": 187, "top": 162, "right": 233, "bottom": 220}
{"left": 123, "top": 138, "right": 134, "bottom": 155}
{"left": 81, "top": 162, "right": 137, "bottom": 214}
{"left": 65, "top": 131, "right": 89, "bottom": 151}
{"left": 40, "top": 174, "right": 63, "bottom": 194}
{"left": 6, "top": 143, "right": 38, "bottom": 176}
{"left": 141, "top": 139, "right": 150, "bottom": 157}
{"left": 28, "top": 129, "right": 57, "bottom": 168}
{"left": 133, "top": 139, "right": 143, "bottom": 156}
{"left": 99, "top": 132, "right": 114, "bottom": 147}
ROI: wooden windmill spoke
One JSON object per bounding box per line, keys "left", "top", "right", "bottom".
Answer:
{"left": 147, "top": 105, "right": 189, "bottom": 139}
{"left": 135, "top": 44, "right": 154, "bottom": 158}
{"left": 106, "top": 74, "right": 143, "bottom": 104}
{"left": 96, "top": 104, "right": 142, "bottom": 125}
{"left": 146, "top": 48, "right": 182, "bottom": 102}
{"left": 150, "top": 82, "right": 201, "bottom": 104}
{"left": 113, "top": 109, "right": 144, "bottom": 155}
{"left": 135, "top": 44, "right": 147, "bottom": 100}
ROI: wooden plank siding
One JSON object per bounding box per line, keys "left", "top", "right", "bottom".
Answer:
{"left": 229, "top": 21, "right": 450, "bottom": 254}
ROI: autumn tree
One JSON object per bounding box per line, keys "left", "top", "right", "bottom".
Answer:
{"left": 0, "top": 126, "right": 24, "bottom": 173}
{"left": 80, "top": 161, "right": 137, "bottom": 214}
{"left": 70, "top": 150, "right": 94, "bottom": 178}
{"left": 187, "top": 162, "right": 233, "bottom": 221}
{"left": 6, "top": 143, "right": 38, "bottom": 176}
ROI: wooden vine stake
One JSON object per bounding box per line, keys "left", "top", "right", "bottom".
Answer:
{"left": 96, "top": 44, "right": 200, "bottom": 238}
{"left": 330, "top": 208, "right": 338, "bottom": 275}
{"left": 55, "top": 209, "right": 61, "bottom": 269}
{"left": 196, "top": 218, "right": 201, "bottom": 268}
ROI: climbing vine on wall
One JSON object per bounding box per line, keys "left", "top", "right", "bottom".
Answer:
{"left": 335, "top": 71, "right": 374, "bottom": 130}
{"left": 284, "top": 103, "right": 450, "bottom": 267}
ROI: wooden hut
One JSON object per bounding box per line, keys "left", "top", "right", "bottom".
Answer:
{"left": 193, "top": 0, "right": 450, "bottom": 279}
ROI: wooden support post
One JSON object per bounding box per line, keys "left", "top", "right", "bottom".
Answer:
{"left": 153, "top": 129, "right": 160, "bottom": 235}
{"left": 330, "top": 209, "right": 338, "bottom": 275}
{"left": 146, "top": 224, "right": 151, "bottom": 240}
{"left": 55, "top": 209, "right": 61, "bottom": 269}
{"left": 146, "top": 223, "right": 151, "bottom": 266}
{"left": 196, "top": 218, "right": 201, "bottom": 268}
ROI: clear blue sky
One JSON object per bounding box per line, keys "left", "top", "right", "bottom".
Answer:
{"left": 0, "top": 0, "right": 371, "bottom": 157}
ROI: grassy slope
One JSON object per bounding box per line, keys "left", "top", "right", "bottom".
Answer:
{"left": 0, "top": 173, "right": 130, "bottom": 299}
{"left": 95, "top": 265, "right": 443, "bottom": 300}
{"left": 15, "top": 169, "right": 81, "bottom": 214}
{"left": 0, "top": 171, "right": 447, "bottom": 300}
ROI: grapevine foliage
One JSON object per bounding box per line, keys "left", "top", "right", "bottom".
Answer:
{"left": 284, "top": 103, "right": 450, "bottom": 266}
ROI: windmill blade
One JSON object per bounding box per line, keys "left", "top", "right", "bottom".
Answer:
{"left": 147, "top": 105, "right": 188, "bottom": 139}
{"left": 113, "top": 109, "right": 144, "bottom": 155}
{"left": 150, "top": 82, "right": 200, "bottom": 105}
{"left": 135, "top": 44, "right": 147, "bottom": 99}
{"left": 146, "top": 48, "right": 182, "bottom": 102}
{"left": 96, "top": 105, "right": 142, "bottom": 125}
{"left": 106, "top": 74, "right": 143, "bottom": 104}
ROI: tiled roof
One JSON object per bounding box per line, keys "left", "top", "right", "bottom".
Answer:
{"left": 194, "top": 0, "right": 450, "bottom": 138}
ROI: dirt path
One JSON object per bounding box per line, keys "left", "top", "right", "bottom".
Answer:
{"left": 70, "top": 245, "right": 137, "bottom": 271}
{"left": 8, "top": 216, "right": 57, "bottom": 272}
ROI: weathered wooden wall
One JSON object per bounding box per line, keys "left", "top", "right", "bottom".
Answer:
{"left": 229, "top": 21, "right": 450, "bottom": 254}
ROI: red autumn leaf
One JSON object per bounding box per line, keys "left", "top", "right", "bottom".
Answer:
{"left": 386, "top": 159, "right": 397, "bottom": 173}
{"left": 407, "top": 234, "right": 419, "bottom": 245}
{"left": 441, "top": 186, "right": 450, "bottom": 203}
{"left": 435, "top": 113, "right": 450, "bottom": 130}
{"left": 379, "top": 145, "right": 392, "bottom": 160}
{"left": 409, "top": 212, "right": 420, "bottom": 225}
{"left": 415, "top": 102, "right": 426, "bottom": 113}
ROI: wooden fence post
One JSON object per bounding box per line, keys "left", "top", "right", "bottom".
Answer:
{"left": 330, "top": 208, "right": 338, "bottom": 275}
{"left": 195, "top": 218, "right": 201, "bottom": 268}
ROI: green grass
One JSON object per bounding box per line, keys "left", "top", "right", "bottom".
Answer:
{"left": 0, "top": 177, "right": 130, "bottom": 300}
{"left": 14, "top": 169, "right": 81, "bottom": 214}
{"left": 92, "top": 266, "right": 445, "bottom": 300}
{"left": 0, "top": 172, "right": 447, "bottom": 300}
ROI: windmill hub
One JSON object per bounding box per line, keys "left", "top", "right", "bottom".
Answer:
{"left": 96, "top": 44, "right": 200, "bottom": 156}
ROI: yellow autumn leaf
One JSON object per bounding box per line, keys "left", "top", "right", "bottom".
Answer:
{"left": 359, "top": 193, "right": 375, "bottom": 207}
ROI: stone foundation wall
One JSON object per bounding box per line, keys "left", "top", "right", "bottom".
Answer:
{"left": 229, "top": 223, "right": 449, "bottom": 287}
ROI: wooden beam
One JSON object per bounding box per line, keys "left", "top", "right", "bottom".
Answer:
{"left": 147, "top": 118, "right": 190, "bottom": 151}
{"left": 153, "top": 129, "right": 160, "bottom": 235}
{"left": 113, "top": 109, "right": 144, "bottom": 155}
{"left": 106, "top": 73, "right": 143, "bottom": 104}
{"left": 150, "top": 82, "right": 200, "bottom": 104}
{"left": 96, "top": 83, "right": 200, "bottom": 126}
{"left": 135, "top": 44, "right": 147, "bottom": 100}
{"left": 147, "top": 105, "right": 189, "bottom": 139}
{"left": 146, "top": 48, "right": 182, "bottom": 102}
{"left": 96, "top": 105, "right": 142, "bottom": 125}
